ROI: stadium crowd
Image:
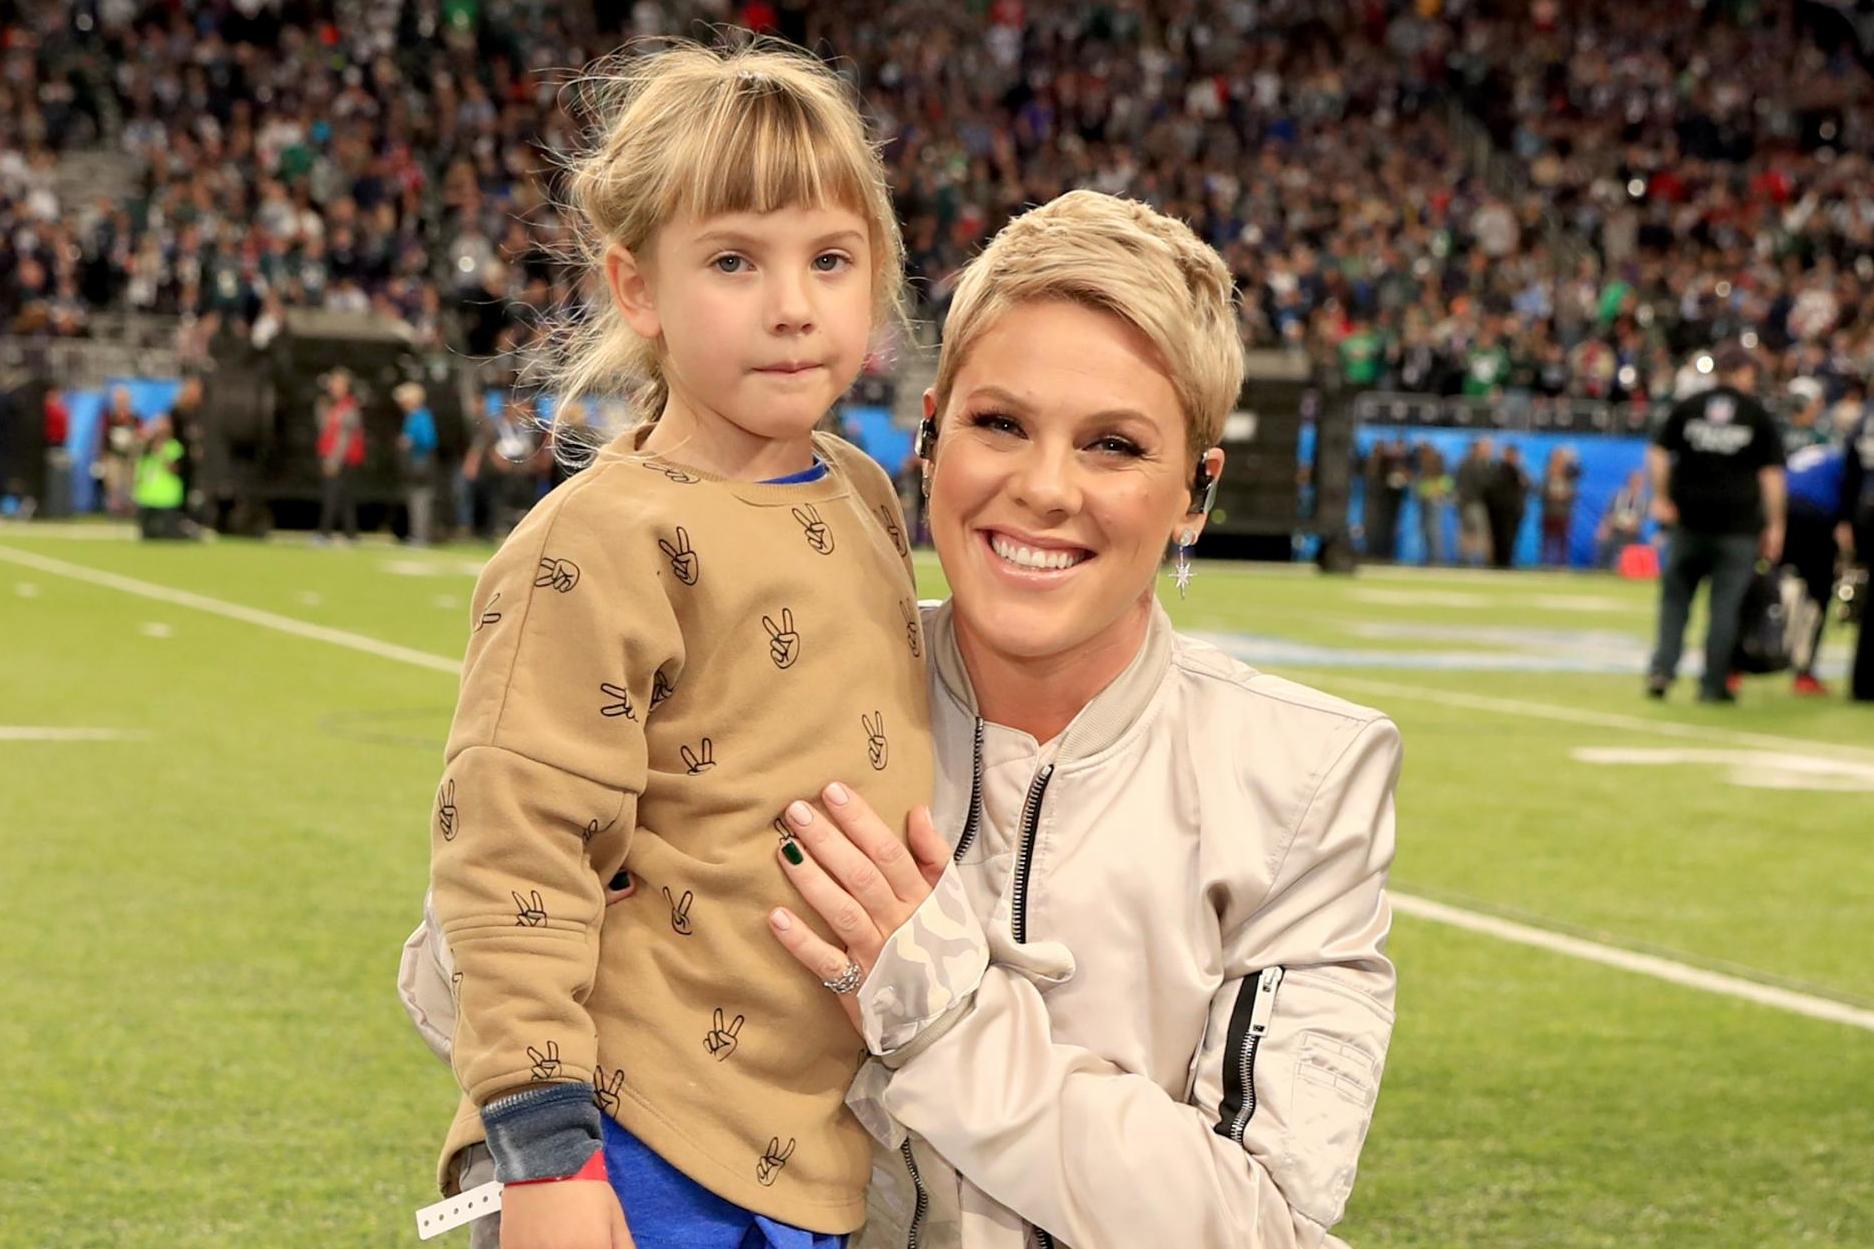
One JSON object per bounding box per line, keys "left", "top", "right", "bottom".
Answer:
{"left": 2, "top": 0, "right": 1872, "bottom": 416}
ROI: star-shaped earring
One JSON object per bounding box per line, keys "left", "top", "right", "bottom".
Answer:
{"left": 1171, "top": 528, "right": 1196, "bottom": 599}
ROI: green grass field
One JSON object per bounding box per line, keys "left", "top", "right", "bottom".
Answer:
{"left": 2, "top": 525, "right": 1870, "bottom": 1248}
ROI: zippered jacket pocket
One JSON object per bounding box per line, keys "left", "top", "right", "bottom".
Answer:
{"left": 1192, "top": 964, "right": 1392, "bottom": 1229}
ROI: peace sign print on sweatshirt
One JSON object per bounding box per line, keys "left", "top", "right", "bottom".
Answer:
{"left": 792, "top": 505, "right": 834, "bottom": 555}
{"left": 705, "top": 1008, "right": 744, "bottom": 1061}
{"left": 599, "top": 682, "right": 635, "bottom": 720}
{"left": 899, "top": 599, "right": 922, "bottom": 658}
{"left": 662, "top": 886, "right": 695, "bottom": 936}
{"left": 435, "top": 779, "right": 458, "bottom": 841}
{"left": 757, "top": 1137, "right": 796, "bottom": 1187}
{"left": 659, "top": 527, "right": 699, "bottom": 585}
{"left": 533, "top": 556, "right": 581, "bottom": 594}
{"left": 762, "top": 608, "right": 801, "bottom": 669}
{"left": 863, "top": 711, "right": 889, "bottom": 771}
{"left": 877, "top": 502, "right": 906, "bottom": 556}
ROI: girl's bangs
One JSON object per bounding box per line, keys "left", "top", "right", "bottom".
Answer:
{"left": 667, "top": 87, "right": 874, "bottom": 225}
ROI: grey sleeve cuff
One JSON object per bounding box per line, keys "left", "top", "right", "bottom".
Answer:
{"left": 480, "top": 1083, "right": 602, "bottom": 1182}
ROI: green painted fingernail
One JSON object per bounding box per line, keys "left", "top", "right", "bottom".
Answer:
{"left": 608, "top": 870, "right": 630, "bottom": 891}
{"left": 781, "top": 840, "right": 804, "bottom": 866}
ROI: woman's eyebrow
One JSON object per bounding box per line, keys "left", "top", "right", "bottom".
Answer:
{"left": 962, "top": 385, "right": 1036, "bottom": 413}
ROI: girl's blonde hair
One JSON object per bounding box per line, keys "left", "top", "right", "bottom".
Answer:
{"left": 544, "top": 38, "right": 905, "bottom": 422}
{"left": 931, "top": 190, "right": 1243, "bottom": 453}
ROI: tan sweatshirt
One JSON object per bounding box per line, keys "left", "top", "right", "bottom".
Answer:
{"left": 428, "top": 427, "right": 933, "bottom": 1232}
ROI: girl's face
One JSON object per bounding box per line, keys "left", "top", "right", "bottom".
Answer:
{"left": 926, "top": 299, "right": 1222, "bottom": 670}
{"left": 609, "top": 204, "right": 875, "bottom": 471}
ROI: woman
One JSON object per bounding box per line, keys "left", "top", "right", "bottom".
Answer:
{"left": 97, "top": 385, "right": 141, "bottom": 517}
{"left": 762, "top": 191, "right": 1400, "bottom": 1248}
{"left": 1539, "top": 446, "right": 1580, "bottom": 567}
{"left": 1414, "top": 442, "right": 1452, "bottom": 565}
{"left": 401, "top": 192, "right": 1399, "bottom": 1248}
{"left": 316, "top": 369, "right": 365, "bottom": 543}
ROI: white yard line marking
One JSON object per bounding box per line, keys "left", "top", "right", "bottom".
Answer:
{"left": 0, "top": 522, "right": 137, "bottom": 540}
{"left": 11, "top": 543, "right": 1871, "bottom": 1030}
{"left": 1391, "top": 892, "right": 1874, "bottom": 1033}
{"left": 1323, "top": 673, "right": 1874, "bottom": 765}
{"left": 0, "top": 545, "right": 461, "bottom": 676}
{"left": 1572, "top": 746, "right": 1874, "bottom": 793}
{"left": 0, "top": 726, "right": 147, "bottom": 741}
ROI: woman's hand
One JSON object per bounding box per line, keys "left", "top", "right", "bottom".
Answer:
{"left": 768, "top": 782, "right": 950, "bottom": 1031}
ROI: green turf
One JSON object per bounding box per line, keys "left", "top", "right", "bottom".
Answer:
{"left": 1, "top": 528, "right": 1869, "bottom": 1247}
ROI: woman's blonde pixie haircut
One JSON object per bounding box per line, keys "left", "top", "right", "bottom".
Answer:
{"left": 931, "top": 190, "right": 1244, "bottom": 454}
{"left": 547, "top": 38, "right": 905, "bottom": 416}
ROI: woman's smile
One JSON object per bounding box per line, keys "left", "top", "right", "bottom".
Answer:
{"left": 981, "top": 528, "right": 1095, "bottom": 576}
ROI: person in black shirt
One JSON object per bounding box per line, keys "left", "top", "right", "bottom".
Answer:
{"left": 1485, "top": 444, "right": 1531, "bottom": 569}
{"left": 1645, "top": 346, "right": 1787, "bottom": 703}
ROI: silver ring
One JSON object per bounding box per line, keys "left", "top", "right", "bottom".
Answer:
{"left": 822, "top": 960, "right": 863, "bottom": 995}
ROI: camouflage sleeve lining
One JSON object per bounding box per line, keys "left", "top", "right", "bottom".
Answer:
{"left": 857, "top": 863, "right": 990, "bottom": 1061}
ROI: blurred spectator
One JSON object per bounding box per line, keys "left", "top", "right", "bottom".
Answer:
{"left": 95, "top": 385, "right": 140, "bottom": 516}
{"left": 1830, "top": 379, "right": 1867, "bottom": 439}
{"left": 315, "top": 369, "right": 364, "bottom": 543}
{"left": 1845, "top": 406, "right": 1874, "bottom": 700}
{"left": 1783, "top": 377, "right": 1831, "bottom": 454}
{"left": 133, "top": 414, "right": 188, "bottom": 540}
{"left": 1455, "top": 437, "right": 1495, "bottom": 567}
{"left": 1782, "top": 441, "right": 1847, "bottom": 696}
{"left": 2, "top": 1, "right": 1871, "bottom": 421}
{"left": 394, "top": 381, "right": 438, "bottom": 546}
{"left": 1645, "top": 348, "right": 1787, "bottom": 703}
{"left": 164, "top": 376, "right": 204, "bottom": 522}
{"left": 463, "top": 396, "right": 547, "bottom": 541}
{"left": 1413, "top": 442, "right": 1451, "bottom": 565}
{"left": 1338, "top": 316, "right": 1384, "bottom": 389}
{"left": 41, "top": 387, "right": 71, "bottom": 517}
{"left": 1486, "top": 444, "right": 1530, "bottom": 569}
{"left": 1539, "top": 446, "right": 1581, "bottom": 567}
{"left": 1362, "top": 438, "right": 1411, "bottom": 562}
{"left": 1595, "top": 469, "right": 1648, "bottom": 568}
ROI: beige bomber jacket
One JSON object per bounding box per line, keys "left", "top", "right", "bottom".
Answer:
{"left": 847, "top": 600, "right": 1400, "bottom": 1249}
{"left": 403, "top": 598, "right": 1400, "bottom": 1249}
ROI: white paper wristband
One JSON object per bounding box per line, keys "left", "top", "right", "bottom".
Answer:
{"left": 414, "top": 1180, "right": 503, "bottom": 1240}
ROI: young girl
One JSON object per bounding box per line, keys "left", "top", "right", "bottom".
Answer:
{"left": 406, "top": 39, "right": 932, "bottom": 1249}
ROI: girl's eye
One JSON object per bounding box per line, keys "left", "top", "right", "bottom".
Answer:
{"left": 812, "top": 252, "right": 850, "bottom": 272}
{"left": 967, "top": 411, "right": 1022, "bottom": 436}
{"left": 1091, "top": 436, "right": 1145, "bottom": 457}
{"left": 712, "top": 254, "right": 747, "bottom": 274}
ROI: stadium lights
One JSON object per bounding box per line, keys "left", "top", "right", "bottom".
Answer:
{"left": 1741, "top": 331, "right": 1759, "bottom": 349}
{"left": 1695, "top": 354, "right": 1714, "bottom": 374}
{"left": 1627, "top": 178, "right": 1646, "bottom": 199}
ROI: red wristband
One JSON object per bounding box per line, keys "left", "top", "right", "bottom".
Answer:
{"left": 507, "top": 1148, "right": 608, "bottom": 1186}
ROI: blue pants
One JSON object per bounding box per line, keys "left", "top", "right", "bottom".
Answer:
{"left": 600, "top": 1117, "right": 847, "bottom": 1249}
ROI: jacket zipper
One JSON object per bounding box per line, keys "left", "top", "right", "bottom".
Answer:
{"left": 1009, "top": 763, "right": 1055, "bottom": 944}
{"left": 1014, "top": 761, "right": 1058, "bottom": 1246}
{"left": 1226, "top": 965, "right": 1285, "bottom": 1143}
{"left": 951, "top": 717, "right": 987, "bottom": 862}
{"left": 901, "top": 1139, "right": 928, "bottom": 1249}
